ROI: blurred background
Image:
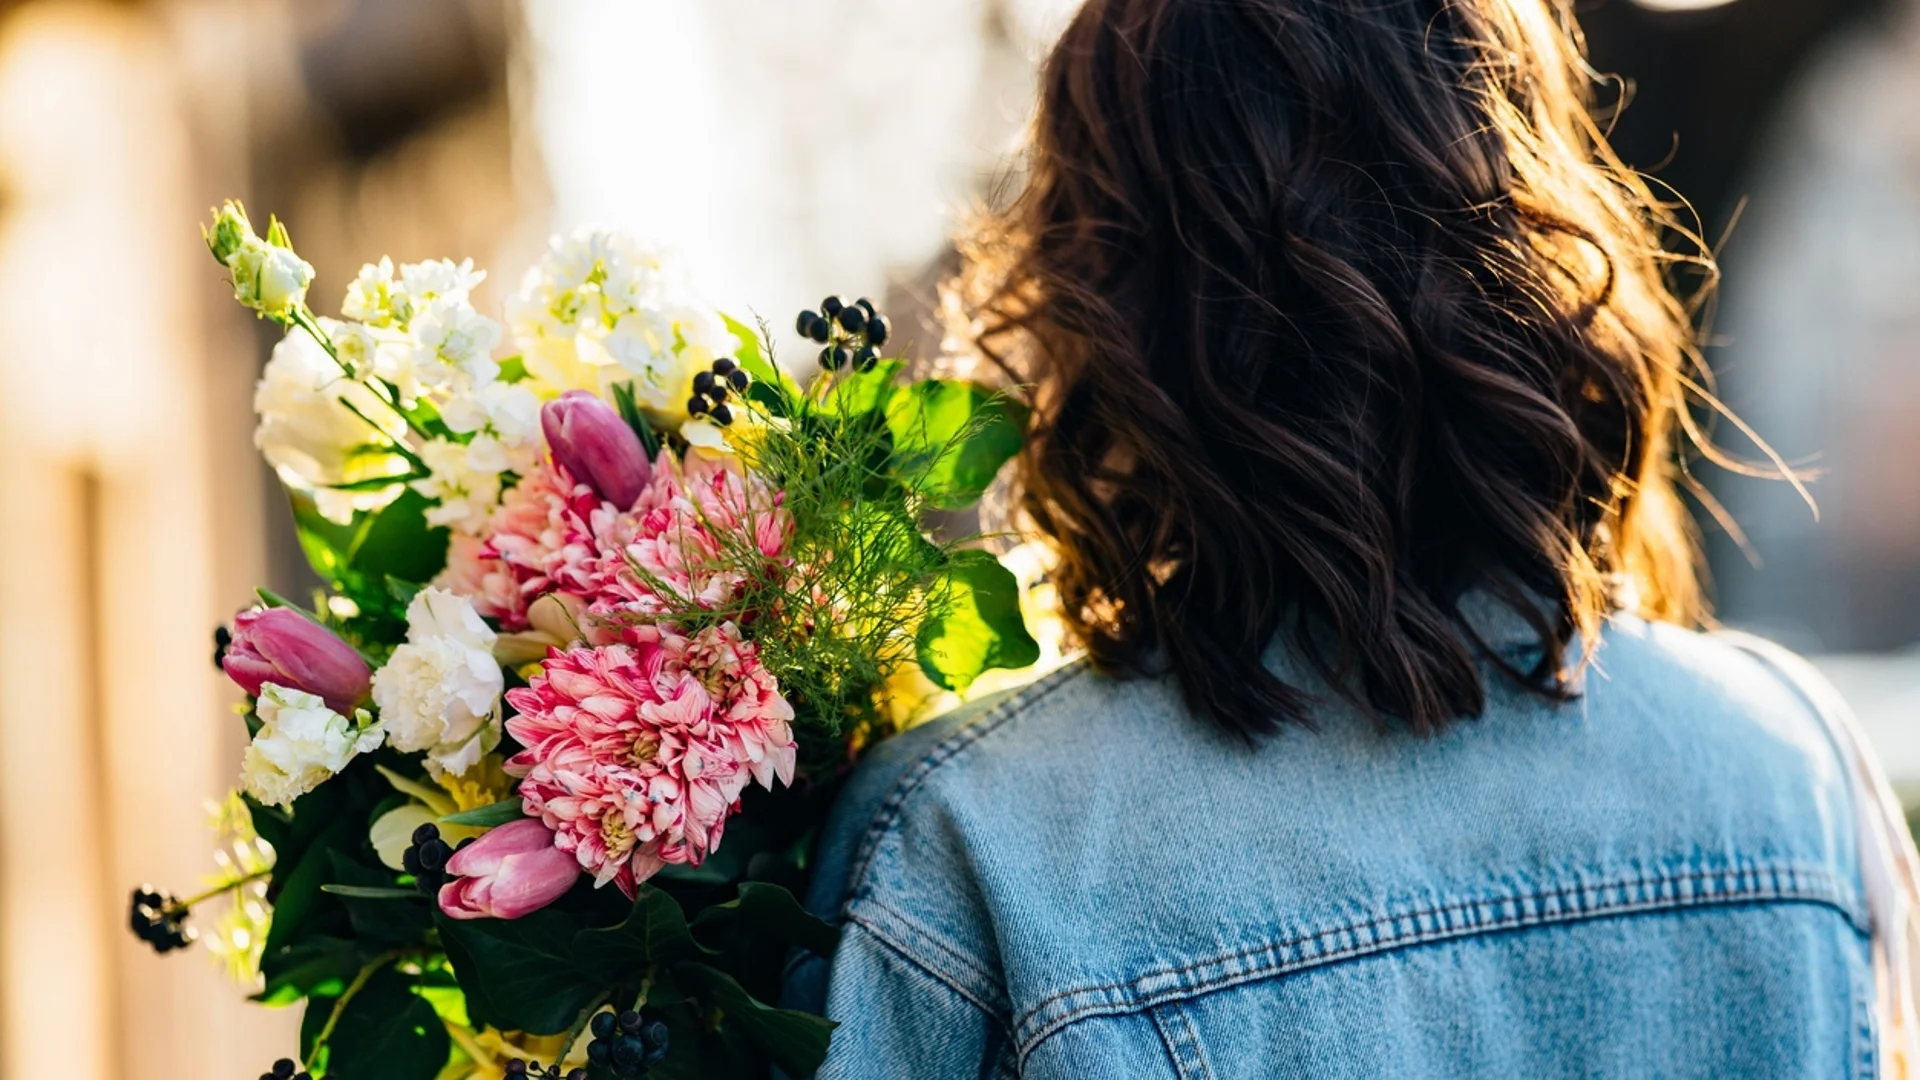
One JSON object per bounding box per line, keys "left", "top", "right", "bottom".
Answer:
{"left": 0, "top": 0, "right": 1913, "bottom": 1076}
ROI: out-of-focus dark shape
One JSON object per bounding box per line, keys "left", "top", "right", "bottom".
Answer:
{"left": 1710, "top": 5, "right": 1920, "bottom": 653}
{"left": 294, "top": 0, "right": 509, "bottom": 158}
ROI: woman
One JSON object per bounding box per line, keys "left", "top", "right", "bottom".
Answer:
{"left": 789, "top": 0, "right": 1915, "bottom": 1075}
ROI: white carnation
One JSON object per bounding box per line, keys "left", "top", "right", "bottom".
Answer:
{"left": 371, "top": 588, "right": 503, "bottom": 778}
{"left": 254, "top": 326, "right": 411, "bottom": 523}
{"left": 410, "top": 438, "right": 502, "bottom": 534}
{"left": 242, "top": 684, "right": 384, "bottom": 809}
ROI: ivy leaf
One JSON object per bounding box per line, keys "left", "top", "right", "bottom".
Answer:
{"left": 324, "top": 966, "right": 451, "bottom": 1080}
{"left": 692, "top": 882, "right": 840, "bottom": 958}
{"left": 433, "top": 907, "right": 603, "bottom": 1034}
{"left": 322, "top": 852, "right": 433, "bottom": 947}
{"left": 261, "top": 812, "right": 359, "bottom": 957}
{"left": 570, "top": 886, "right": 712, "bottom": 984}
{"left": 819, "top": 359, "right": 903, "bottom": 418}
{"left": 723, "top": 313, "right": 803, "bottom": 417}
{"left": 673, "top": 961, "right": 836, "bottom": 1076}
{"left": 917, "top": 550, "right": 1041, "bottom": 691}
{"left": 254, "top": 937, "right": 359, "bottom": 1006}
{"left": 884, "top": 380, "right": 1026, "bottom": 509}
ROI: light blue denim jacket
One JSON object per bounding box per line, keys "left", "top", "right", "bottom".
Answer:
{"left": 788, "top": 615, "right": 1872, "bottom": 1077}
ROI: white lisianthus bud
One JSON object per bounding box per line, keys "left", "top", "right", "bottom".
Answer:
{"left": 203, "top": 199, "right": 254, "bottom": 265}
{"left": 241, "top": 684, "right": 385, "bottom": 809}
{"left": 227, "top": 236, "right": 315, "bottom": 321}
{"left": 371, "top": 588, "right": 504, "bottom": 778}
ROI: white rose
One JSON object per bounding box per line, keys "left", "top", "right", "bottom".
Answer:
{"left": 242, "top": 684, "right": 385, "bottom": 809}
{"left": 254, "top": 327, "right": 411, "bottom": 523}
{"left": 371, "top": 588, "right": 503, "bottom": 777}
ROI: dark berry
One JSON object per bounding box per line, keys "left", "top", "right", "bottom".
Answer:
{"left": 692, "top": 370, "right": 716, "bottom": 395}
{"left": 214, "top": 625, "right": 232, "bottom": 670}
{"left": 795, "top": 309, "right": 820, "bottom": 337}
{"left": 618, "top": 1009, "right": 643, "bottom": 1034}
{"left": 418, "top": 839, "right": 450, "bottom": 872}
{"left": 687, "top": 394, "right": 711, "bottom": 417}
{"left": 820, "top": 295, "right": 845, "bottom": 317}
{"left": 610, "top": 1037, "right": 644, "bottom": 1074}
{"left": 271, "top": 1060, "right": 297, "bottom": 1079}
{"left": 836, "top": 304, "right": 867, "bottom": 334}
{"left": 402, "top": 847, "right": 423, "bottom": 876}
{"left": 867, "top": 313, "right": 891, "bottom": 347}
{"left": 640, "top": 1019, "right": 669, "bottom": 1050}
{"left": 709, "top": 403, "right": 733, "bottom": 426}
{"left": 856, "top": 297, "right": 876, "bottom": 317}
{"left": 706, "top": 383, "right": 728, "bottom": 404}
{"left": 587, "top": 1040, "right": 611, "bottom": 1065}
{"left": 411, "top": 822, "right": 440, "bottom": 846}
{"left": 726, "top": 368, "right": 750, "bottom": 392}
{"left": 567, "top": 1071, "right": 588, "bottom": 1080}
{"left": 824, "top": 345, "right": 853, "bottom": 370}
{"left": 805, "top": 314, "right": 831, "bottom": 343}
{"left": 854, "top": 344, "right": 880, "bottom": 372}
{"left": 591, "top": 1011, "right": 618, "bottom": 1039}
{"left": 712, "top": 357, "right": 737, "bottom": 376}
{"left": 504, "top": 1060, "right": 527, "bottom": 1076}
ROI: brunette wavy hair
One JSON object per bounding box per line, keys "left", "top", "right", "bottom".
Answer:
{"left": 959, "top": 0, "right": 1737, "bottom": 737}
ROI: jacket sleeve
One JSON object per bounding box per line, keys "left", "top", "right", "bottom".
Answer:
{"left": 812, "top": 921, "right": 1017, "bottom": 1080}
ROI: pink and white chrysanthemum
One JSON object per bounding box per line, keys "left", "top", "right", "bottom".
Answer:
{"left": 503, "top": 621, "right": 797, "bottom": 895}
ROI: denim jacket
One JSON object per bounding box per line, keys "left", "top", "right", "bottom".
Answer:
{"left": 788, "top": 615, "right": 1872, "bottom": 1078}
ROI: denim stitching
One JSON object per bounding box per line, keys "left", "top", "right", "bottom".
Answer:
{"left": 844, "top": 660, "right": 1092, "bottom": 901}
{"left": 1149, "top": 1004, "right": 1213, "bottom": 1080}
{"left": 852, "top": 894, "right": 1009, "bottom": 1011}
{"left": 1175, "top": 1003, "right": 1215, "bottom": 1080}
{"left": 843, "top": 912, "right": 1016, "bottom": 1036}
{"left": 1013, "top": 862, "right": 1860, "bottom": 1068}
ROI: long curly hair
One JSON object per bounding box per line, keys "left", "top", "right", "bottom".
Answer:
{"left": 958, "top": 0, "right": 1725, "bottom": 736}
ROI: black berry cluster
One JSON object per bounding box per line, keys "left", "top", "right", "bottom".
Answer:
{"left": 403, "top": 822, "right": 457, "bottom": 895}
{"left": 128, "top": 886, "right": 194, "bottom": 953}
{"left": 587, "top": 1008, "right": 670, "bottom": 1076}
{"left": 796, "top": 295, "right": 890, "bottom": 373}
{"left": 213, "top": 624, "right": 232, "bottom": 671}
{"left": 502, "top": 1058, "right": 585, "bottom": 1080}
{"left": 258, "top": 1057, "right": 313, "bottom": 1080}
{"left": 687, "top": 356, "right": 750, "bottom": 427}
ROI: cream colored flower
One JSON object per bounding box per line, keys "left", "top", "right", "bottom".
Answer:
{"left": 411, "top": 438, "right": 503, "bottom": 534}
{"left": 241, "top": 684, "right": 384, "bottom": 809}
{"left": 254, "top": 326, "right": 411, "bottom": 524}
{"left": 440, "top": 381, "right": 543, "bottom": 475}
{"left": 370, "top": 588, "right": 504, "bottom": 778}
{"left": 227, "top": 237, "right": 314, "bottom": 320}
{"left": 409, "top": 298, "right": 502, "bottom": 389}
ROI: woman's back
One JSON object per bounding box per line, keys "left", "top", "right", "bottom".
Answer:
{"left": 795, "top": 617, "right": 1870, "bottom": 1077}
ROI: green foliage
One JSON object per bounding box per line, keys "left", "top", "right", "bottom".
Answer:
{"left": 324, "top": 967, "right": 449, "bottom": 1080}
{"left": 438, "top": 798, "right": 524, "bottom": 827}
{"left": 693, "top": 881, "right": 841, "bottom": 958}
{"left": 918, "top": 550, "right": 1041, "bottom": 691}
{"left": 287, "top": 487, "right": 448, "bottom": 647}
{"left": 434, "top": 905, "right": 606, "bottom": 1034}
{"left": 885, "top": 379, "right": 1027, "bottom": 509}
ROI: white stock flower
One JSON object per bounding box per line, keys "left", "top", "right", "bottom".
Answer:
{"left": 411, "top": 438, "right": 502, "bottom": 534}
{"left": 439, "top": 380, "right": 542, "bottom": 475}
{"left": 399, "top": 258, "right": 486, "bottom": 310}
{"left": 227, "top": 237, "right": 315, "bottom": 320}
{"left": 341, "top": 257, "right": 401, "bottom": 327}
{"left": 409, "top": 298, "right": 502, "bottom": 388}
{"left": 241, "top": 684, "right": 384, "bottom": 809}
{"left": 254, "top": 326, "right": 411, "bottom": 523}
{"left": 371, "top": 588, "right": 504, "bottom": 778}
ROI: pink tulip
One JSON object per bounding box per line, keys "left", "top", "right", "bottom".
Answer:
{"left": 437, "top": 818, "right": 581, "bottom": 920}
{"left": 541, "top": 390, "right": 650, "bottom": 509}
{"left": 222, "top": 607, "right": 371, "bottom": 714}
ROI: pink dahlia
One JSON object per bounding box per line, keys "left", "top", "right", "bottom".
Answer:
{"left": 456, "top": 460, "right": 611, "bottom": 630}
{"left": 588, "top": 450, "right": 792, "bottom": 616}
{"left": 503, "top": 621, "right": 797, "bottom": 895}
{"left": 435, "top": 533, "right": 527, "bottom": 629}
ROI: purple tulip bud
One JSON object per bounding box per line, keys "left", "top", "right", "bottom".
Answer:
{"left": 541, "top": 390, "right": 651, "bottom": 509}
{"left": 437, "top": 818, "right": 581, "bottom": 920}
{"left": 221, "top": 607, "right": 372, "bottom": 714}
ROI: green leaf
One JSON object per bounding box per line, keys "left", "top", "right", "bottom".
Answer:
{"left": 433, "top": 907, "right": 604, "bottom": 1034}
{"left": 611, "top": 380, "right": 663, "bottom": 457}
{"left": 325, "top": 851, "right": 432, "bottom": 947}
{"left": 917, "top": 550, "right": 1041, "bottom": 691}
{"left": 321, "top": 474, "right": 414, "bottom": 493}
{"left": 884, "top": 380, "right": 1026, "bottom": 509}
{"left": 673, "top": 961, "right": 836, "bottom": 1076}
{"left": 439, "top": 799, "right": 525, "bottom": 827}
{"left": 692, "top": 882, "right": 840, "bottom": 958}
{"left": 723, "top": 312, "right": 802, "bottom": 417}
{"left": 254, "top": 937, "right": 359, "bottom": 1006}
{"left": 288, "top": 489, "right": 363, "bottom": 585}
{"left": 262, "top": 812, "right": 359, "bottom": 957}
{"left": 570, "top": 887, "right": 712, "bottom": 984}
{"left": 349, "top": 488, "right": 449, "bottom": 586}
{"left": 819, "top": 359, "right": 902, "bottom": 418}
{"left": 497, "top": 355, "right": 529, "bottom": 383}
{"left": 324, "top": 966, "right": 451, "bottom": 1080}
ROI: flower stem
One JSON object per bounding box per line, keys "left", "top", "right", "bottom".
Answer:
{"left": 308, "top": 951, "right": 400, "bottom": 1063}
{"left": 552, "top": 991, "right": 611, "bottom": 1065}
{"left": 166, "top": 867, "right": 272, "bottom": 915}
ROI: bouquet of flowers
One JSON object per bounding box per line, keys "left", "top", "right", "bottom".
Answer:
{"left": 128, "top": 202, "right": 1041, "bottom": 1079}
